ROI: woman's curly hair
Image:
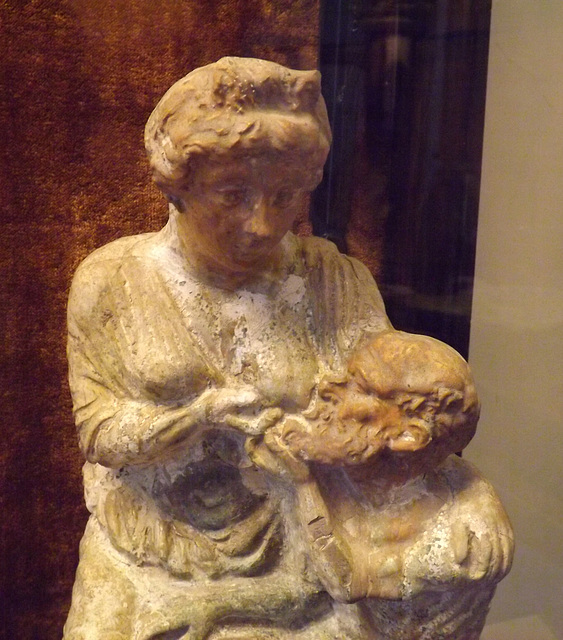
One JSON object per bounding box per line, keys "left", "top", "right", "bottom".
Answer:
{"left": 145, "top": 57, "right": 332, "bottom": 198}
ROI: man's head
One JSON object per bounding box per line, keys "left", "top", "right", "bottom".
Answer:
{"left": 266, "top": 331, "right": 479, "bottom": 480}
{"left": 339, "top": 330, "right": 480, "bottom": 472}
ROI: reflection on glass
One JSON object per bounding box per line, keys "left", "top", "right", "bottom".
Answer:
{"left": 313, "top": 0, "right": 491, "bottom": 357}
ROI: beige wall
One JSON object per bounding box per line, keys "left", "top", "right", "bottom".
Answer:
{"left": 466, "top": 1, "right": 563, "bottom": 638}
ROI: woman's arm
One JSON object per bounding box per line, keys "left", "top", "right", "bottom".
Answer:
{"left": 246, "top": 428, "right": 365, "bottom": 603}
{"left": 67, "top": 253, "right": 282, "bottom": 469}
{"left": 400, "top": 455, "right": 514, "bottom": 596}
{"left": 71, "top": 375, "right": 282, "bottom": 468}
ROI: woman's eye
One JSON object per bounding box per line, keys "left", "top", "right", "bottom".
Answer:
{"left": 273, "top": 189, "right": 297, "bottom": 208}
{"left": 216, "top": 189, "right": 246, "bottom": 207}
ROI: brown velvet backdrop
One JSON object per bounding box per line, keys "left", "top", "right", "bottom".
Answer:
{"left": 0, "top": 2, "right": 320, "bottom": 637}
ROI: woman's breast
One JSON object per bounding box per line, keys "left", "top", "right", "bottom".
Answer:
{"left": 135, "top": 349, "right": 220, "bottom": 403}
{"left": 125, "top": 268, "right": 319, "bottom": 409}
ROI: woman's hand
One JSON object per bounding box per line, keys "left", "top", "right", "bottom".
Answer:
{"left": 402, "top": 459, "right": 514, "bottom": 595}
{"left": 245, "top": 416, "right": 312, "bottom": 483}
{"left": 144, "top": 386, "right": 282, "bottom": 461}
{"left": 207, "top": 386, "right": 283, "bottom": 435}
{"left": 449, "top": 494, "right": 514, "bottom": 585}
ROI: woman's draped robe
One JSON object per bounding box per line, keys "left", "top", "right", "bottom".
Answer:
{"left": 64, "top": 223, "right": 391, "bottom": 639}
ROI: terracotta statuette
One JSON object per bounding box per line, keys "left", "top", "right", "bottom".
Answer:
{"left": 64, "top": 57, "right": 513, "bottom": 640}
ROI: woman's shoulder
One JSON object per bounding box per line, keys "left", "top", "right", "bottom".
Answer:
{"left": 296, "top": 233, "right": 339, "bottom": 261}
{"left": 68, "top": 233, "right": 158, "bottom": 322}
{"left": 295, "top": 233, "right": 383, "bottom": 298}
{"left": 75, "top": 233, "right": 156, "bottom": 272}
{"left": 293, "top": 232, "right": 391, "bottom": 341}
{"left": 296, "top": 234, "right": 374, "bottom": 278}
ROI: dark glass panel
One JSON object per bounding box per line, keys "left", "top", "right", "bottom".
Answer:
{"left": 313, "top": 0, "right": 491, "bottom": 358}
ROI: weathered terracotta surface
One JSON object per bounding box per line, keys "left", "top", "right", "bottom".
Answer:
{"left": 64, "top": 57, "right": 513, "bottom": 639}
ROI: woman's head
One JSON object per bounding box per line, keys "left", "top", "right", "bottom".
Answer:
{"left": 145, "top": 57, "right": 332, "bottom": 200}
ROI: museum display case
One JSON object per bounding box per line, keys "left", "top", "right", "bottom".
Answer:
{"left": 1, "top": 1, "right": 561, "bottom": 638}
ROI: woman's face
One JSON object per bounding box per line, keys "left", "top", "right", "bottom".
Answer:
{"left": 176, "top": 154, "right": 313, "bottom": 279}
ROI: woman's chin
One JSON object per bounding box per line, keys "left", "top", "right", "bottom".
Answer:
{"left": 195, "top": 243, "right": 283, "bottom": 284}
{"left": 230, "top": 245, "right": 280, "bottom": 270}
{"left": 205, "top": 253, "right": 272, "bottom": 283}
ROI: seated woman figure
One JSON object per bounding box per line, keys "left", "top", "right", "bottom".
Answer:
{"left": 250, "top": 330, "right": 514, "bottom": 639}
{"left": 64, "top": 57, "right": 512, "bottom": 640}
{"left": 64, "top": 57, "right": 392, "bottom": 640}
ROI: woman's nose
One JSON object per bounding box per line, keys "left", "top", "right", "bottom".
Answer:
{"left": 246, "top": 197, "right": 275, "bottom": 237}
